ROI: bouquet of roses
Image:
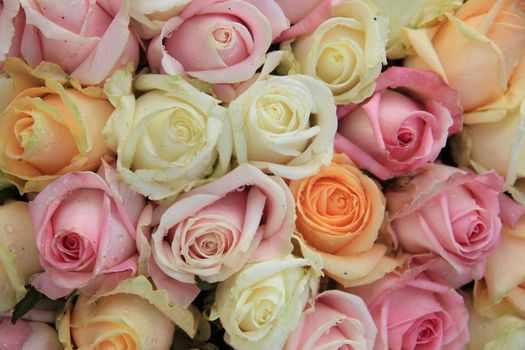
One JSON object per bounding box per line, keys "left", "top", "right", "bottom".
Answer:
{"left": 0, "top": 0, "right": 524, "bottom": 349}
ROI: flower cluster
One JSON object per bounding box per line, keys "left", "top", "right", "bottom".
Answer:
{"left": 0, "top": 0, "right": 524, "bottom": 349}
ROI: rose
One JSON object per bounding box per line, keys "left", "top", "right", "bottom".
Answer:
{"left": 369, "top": 0, "right": 461, "bottom": 59}
{"left": 147, "top": 0, "right": 289, "bottom": 84}
{"left": 18, "top": 0, "right": 139, "bottom": 86}
{"left": 29, "top": 160, "right": 145, "bottom": 299}
{"left": 348, "top": 268, "right": 469, "bottom": 350}
{"left": 0, "top": 0, "right": 24, "bottom": 69}
{"left": 0, "top": 317, "right": 61, "bottom": 350}
{"left": 385, "top": 163, "right": 503, "bottom": 287}
{"left": 129, "top": 0, "right": 192, "bottom": 39}
{"left": 404, "top": 0, "right": 525, "bottom": 124}
{"left": 57, "top": 276, "right": 199, "bottom": 349}
{"left": 143, "top": 163, "right": 294, "bottom": 303}
{"left": 467, "top": 295, "right": 525, "bottom": 350}
{"left": 0, "top": 58, "right": 114, "bottom": 193}
{"left": 474, "top": 213, "right": 525, "bottom": 318}
{"left": 289, "top": 153, "right": 402, "bottom": 287}
{"left": 336, "top": 66, "right": 463, "bottom": 179}
{"left": 452, "top": 99, "right": 525, "bottom": 205}
{"left": 0, "top": 201, "right": 42, "bottom": 313}
{"left": 274, "top": 0, "right": 331, "bottom": 42}
{"left": 284, "top": 290, "right": 377, "bottom": 350}
{"left": 103, "top": 72, "right": 232, "bottom": 201}
{"left": 229, "top": 73, "right": 337, "bottom": 179}
{"left": 210, "top": 255, "right": 318, "bottom": 350}
{"left": 281, "top": 0, "right": 388, "bottom": 104}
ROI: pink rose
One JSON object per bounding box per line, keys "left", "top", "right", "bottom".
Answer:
{"left": 385, "top": 164, "right": 503, "bottom": 287}
{"left": 0, "top": 0, "right": 24, "bottom": 68}
{"left": 274, "top": 0, "right": 331, "bottom": 42}
{"left": 18, "top": 0, "right": 140, "bottom": 85}
{"left": 147, "top": 0, "right": 289, "bottom": 84}
{"left": 0, "top": 317, "right": 61, "bottom": 350}
{"left": 348, "top": 268, "right": 469, "bottom": 350}
{"left": 144, "top": 163, "right": 294, "bottom": 305}
{"left": 29, "top": 160, "right": 145, "bottom": 299}
{"left": 284, "top": 290, "right": 376, "bottom": 350}
{"left": 336, "top": 67, "right": 463, "bottom": 179}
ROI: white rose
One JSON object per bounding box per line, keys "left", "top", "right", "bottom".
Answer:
{"left": 282, "top": 0, "right": 387, "bottom": 104}
{"left": 210, "top": 255, "right": 319, "bottom": 350}
{"left": 130, "top": 0, "right": 192, "bottom": 39}
{"left": 229, "top": 74, "right": 337, "bottom": 179}
{"left": 103, "top": 70, "right": 232, "bottom": 201}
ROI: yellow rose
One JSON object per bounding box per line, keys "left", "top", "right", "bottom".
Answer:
{"left": 281, "top": 0, "right": 388, "bottom": 104}
{"left": 0, "top": 58, "right": 114, "bottom": 193}
{"left": 103, "top": 71, "right": 232, "bottom": 201}
{"left": 210, "top": 255, "right": 319, "bottom": 350}
{"left": 57, "top": 276, "right": 199, "bottom": 350}
{"left": 229, "top": 73, "right": 337, "bottom": 179}
{"left": 0, "top": 201, "right": 42, "bottom": 313}
{"left": 404, "top": 0, "right": 525, "bottom": 124}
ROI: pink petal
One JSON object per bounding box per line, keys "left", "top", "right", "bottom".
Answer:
{"left": 0, "top": 318, "right": 32, "bottom": 350}
{"left": 275, "top": 0, "right": 330, "bottom": 42}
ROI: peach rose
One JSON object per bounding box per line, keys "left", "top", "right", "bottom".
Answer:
{"left": 0, "top": 201, "right": 42, "bottom": 313}
{"left": 404, "top": 0, "right": 525, "bottom": 124}
{"left": 57, "top": 276, "right": 199, "bottom": 349}
{"left": 474, "top": 211, "right": 525, "bottom": 319}
{"left": 289, "top": 153, "right": 401, "bottom": 287}
{"left": 0, "top": 58, "right": 114, "bottom": 193}
{"left": 18, "top": 0, "right": 140, "bottom": 85}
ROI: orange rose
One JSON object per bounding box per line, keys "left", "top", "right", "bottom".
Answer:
{"left": 289, "top": 153, "right": 401, "bottom": 286}
{"left": 0, "top": 58, "right": 114, "bottom": 193}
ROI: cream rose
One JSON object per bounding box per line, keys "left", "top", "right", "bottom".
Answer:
{"left": 0, "top": 201, "right": 42, "bottom": 313}
{"left": 130, "top": 0, "right": 191, "bottom": 39}
{"left": 210, "top": 256, "right": 319, "bottom": 350}
{"left": 57, "top": 276, "right": 199, "bottom": 350}
{"left": 103, "top": 71, "right": 232, "bottom": 201}
{"left": 229, "top": 74, "right": 337, "bottom": 179}
{"left": 281, "top": 0, "right": 388, "bottom": 104}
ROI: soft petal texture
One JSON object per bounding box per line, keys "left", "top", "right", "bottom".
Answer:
{"left": 149, "top": 163, "right": 294, "bottom": 304}
{"left": 29, "top": 160, "right": 145, "bottom": 299}
{"left": 369, "top": 0, "right": 461, "bottom": 59}
{"left": 0, "top": 0, "right": 25, "bottom": 68}
{"left": 147, "top": 0, "right": 289, "bottom": 84}
{"left": 452, "top": 99, "right": 525, "bottom": 205}
{"left": 347, "top": 268, "right": 469, "bottom": 350}
{"left": 0, "top": 317, "right": 62, "bottom": 350}
{"left": 18, "top": 0, "right": 140, "bottom": 85}
{"left": 289, "top": 153, "right": 402, "bottom": 287}
{"left": 128, "top": 0, "right": 192, "bottom": 39}
{"left": 404, "top": 0, "right": 525, "bottom": 124}
{"left": 274, "top": 0, "right": 331, "bottom": 42}
{"left": 284, "top": 290, "right": 376, "bottom": 350}
{"left": 210, "top": 255, "right": 319, "bottom": 350}
{"left": 103, "top": 72, "right": 232, "bottom": 201}
{"left": 385, "top": 163, "right": 503, "bottom": 287}
{"left": 0, "top": 201, "right": 42, "bottom": 313}
{"left": 467, "top": 294, "right": 525, "bottom": 350}
{"left": 57, "top": 276, "right": 200, "bottom": 349}
{"left": 281, "top": 0, "right": 388, "bottom": 104}
{"left": 474, "top": 214, "right": 525, "bottom": 319}
{"left": 336, "top": 66, "right": 462, "bottom": 179}
{"left": 229, "top": 73, "right": 337, "bottom": 180}
{"left": 0, "top": 58, "right": 114, "bottom": 193}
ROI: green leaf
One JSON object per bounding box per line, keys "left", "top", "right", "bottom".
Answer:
{"left": 195, "top": 276, "right": 217, "bottom": 291}
{"left": 11, "top": 286, "right": 46, "bottom": 324}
